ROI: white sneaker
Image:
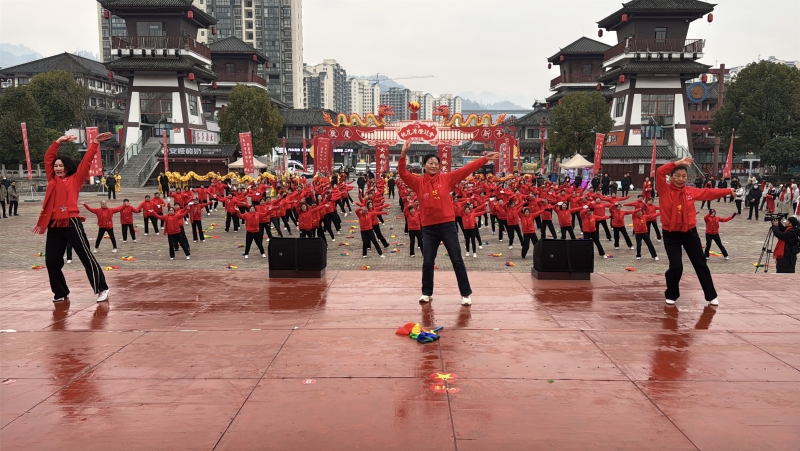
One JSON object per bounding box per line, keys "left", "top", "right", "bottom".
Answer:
{"left": 193, "top": 240, "right": 197, "bottom": 243}
{"left": 337, "top": 231, "right": 341, "bottom": 235}
{"left": 665, "top": 299, "right": 676, "bottom": 305}
{"left": 186, "top": 256, "right": 190, "bottom": 260}
{"left": 207, "top": 212, "right": 211, "bottom": 216}
{"left": 112, "top": 248, "right": 117, "bottom": 253}
{"left": 133, "top": 240, "right": 137, "bottom": 243}
{"left": 461, "top": 296, "right": 472, "bottom": 306}
{"left": 380, "top": 254, "right": 386, "bottom": 259}
{"left": 344, "top": 212, "right": 348, "bottom": 217}
{"left": 419, "top": 295, "right": 431, "bottom": 303}
{"left": 262, "top": 254, "right": 267, "bottom": 258}
{"left": 122, "top": 240, "right": 127, "bottom": 243}
{"left": 473, "top": 253, "right": 477, "bottom": 258}
{"left": 614, "top": 246, "right": 619, "bottom": 249}
{"left": 96, "top": 290, "right": 109, "bottom": 302}
{"left": 66, "top": 259, "right": 72, "bottom": 264}
{"left": 363, "top": 255, "right": 367, "bottom": 258}
{"left": 657, "top": 239, "right": 662, "bottom": 242}
{"left": 156, "top": 232, "right": 160, "bottom": 235}
{"left": 244, "top": 254, "right": 249, "bottom": 259}
{"left": 332, "top": 237, "right": 335, "bottom": 241}
{"left": 708, "top": 298, "right": 719, "bottom": 306}
{"left": 706, "top": 257, "right": 710, "bottom": 260}
{"left": 479, "top": 245, "right": 483, "bottom": 249}
{"left": 201, "top": 240, "right": 205, "bottom": 243}
{"left": 629, "top": 246, "right": 634, "bottom": 250}
{"left": 603, "top": 255, "right": 608, "bottom": 259}
{"left": 654, "top": 256, "right": 659, "bottom": 261}
{"left": 499, "top": 239, "right": 503, "bottom": 242}
{"left": 411, "top": 254, "right": 416, "bottom": 257}
{"left": 144, "top": 233, "right": 148, "bottom": 236}
{"left": 508, "top": 245, "right": 513, "bottom": 250}
{"left": 92, "top": 248, "right": 98, "bottom": 254}
{"left": 724, "top": 256, "right": 730, "bottom": 260}
{"left": 170, "top": 257, "right": 174, "bottom": 260}
{"left": 636, "top": 257, "right": 641, "bottom": 260}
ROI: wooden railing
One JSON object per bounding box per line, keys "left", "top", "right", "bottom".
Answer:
{"left": 212, "top": 72, "right": 268, "bottom": 86}
{"left": 549, "top": 74, "right": 563, "bottom": 88}
{"left": 604, "top": 39, "right": 705, "bottom": 61}
{"left": 112, "top": 35, "right": 211, "bottom": 60}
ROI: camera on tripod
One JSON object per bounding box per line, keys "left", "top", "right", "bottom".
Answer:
{"left": 764, "top": 213, "right": 788, "bottom": 223}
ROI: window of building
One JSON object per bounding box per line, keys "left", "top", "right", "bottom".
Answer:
{"left": 526, "top": 129, "right": 540, "bottom": 139}
{"left": 200, "top": 30, "right": 205, "bottom": 36}
{"left": 139, "top": 92, "right": 172, "bottom": 123}
{"left": 89, "top": 79, "right": 96, "bottom": 88}
{"left": 246, "top": 32, "right": 253, "bottom": 40}
{"left": 255, "top": 8, "right": 262, "bottom": 17}
{"left": 615, "top": 95, "right": 626, "bottom": 117}
{"left": 246, "top": 21, "right": 253, "bottom": 29}
{"left": 234, "top": 19, "right": 242, "bottom": 27}
{"left": 282, "top": 19, "right": 291, "bottom": 27}
{"left": 256, "top": 19, "right": 262, "bottom": 26}
{"left": 283, "top": 52, "right": 292, "bottom": 59}
{"left": 235, "top": 30, "right": 243, "bottom": 38}
{"left": 245, "top": 0, "right": 252, "bottom": 6}
{"left": 256, "top": 30, "right": 262, "bottom": 37}
{"left": 641, "top": 94, "right": 674, "bottom": 117}
{"left": 283, "top": 30, "right": 291, "bottom": 37}
{"left": 245, "top": 10, "right": 253, "bottom": 18}
{"left": 583, "top": 64, "right": 592, "bottom": 75}
{"left": 188, "top": 95, "right": 199, "bottom": 116}
{"left": 136, "top": 21, "right": 166, "bottom": 36}
{"left": 283, "top": 63, "right": 292, "bottom": 71}
{"left": 282, "top": 8, "right": 291, "bottom": 16}
{"left": 90, "top": 97, "right": 97, "bottom": 106}
{"left": 226, "top": 63, "right": 235, "bottom": 75}
{"left": 655, "top": 27, "right": 667, "bottom": 40}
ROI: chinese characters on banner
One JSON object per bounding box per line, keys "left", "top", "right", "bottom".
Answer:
{"left": 723, "top": 130, "right": 734, "bottom": 179}
{"left": 86, "top": 127, "right": 103, "bottom": 177}
{"left": 649, "top": 138, "right": 657, "bottom": 178}
{"left": 437, "top": 145, "right": 452, "bottom": 173}
{"left": 315, "top": 137, "right": 332, "bottom": 175}
{"left": 496, "top": 137, "right": 511, "bottom": 174}
{"left": 20, "top": 123, "right": 32, "bottom": 180}
{"left": 302, "top": 138, "right": 307, "bottom": 173}
{"left": 239, "top": 132, "right": 254, "bottom": 174}
{"left": 375, "top": 143, "right": 389, "bottom": 175}
{"left": 593, "top": 133, "right": 606, "bottom": 174}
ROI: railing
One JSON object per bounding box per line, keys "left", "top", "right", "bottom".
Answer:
{"left": 688, "top": 110, "right": 714, "bottom": 121}
{"left": 604, "top": 38, "right": 705, "bottom": 61}
{"left": 252, "top": 73, "right": 267, "bottom": 86}
{"left": 136, "top": 141, "right": 163, "bottom": 187}
{"left": 112, "top": 35, "right": 211, "bottom": 60}
{"left": 213, "top": 72, "right": 268, "bottom": 86}
{"left": 549, "top": 74, "right": 563, "bottom": 88}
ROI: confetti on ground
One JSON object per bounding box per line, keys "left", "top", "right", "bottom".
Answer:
{"left": 483, "top": 241, "right": 489, "bottom": 245}
{"left": 434, "top": 265, "right": 439, "bottom": 270}
{"left": 361, "top": 265, "right": 371, "bottom": 270}
{"left": 226, "top": 264, "right": 238, "bottom": 269}
{"left": 346, "top": 235, "right": 354, "bottom": 239}
{"left": 443, "top": 253, "right": 449, "bottom": 256}
{"left": 31, "top": 265, "right": 46, "bottom": 270}
{"left": 35, "top": 252, "right": 45, "bottom": 257}
{"left": 488, "top": 253, "right": 503, "bottom": 257}
{"left": 505, "top": 261, "right": 516, "bottom": 267}
{"left": 237, "top": 244, "right": 245, "bottom": 248}
{"left": 390, "top": 234, "right": 397, "bottom": 238}
{"left": 605, "top": 254, "right": 614, "bottom": 258}
{"left": 338, "top": 242, "right": 350, "bottom": 246}
{"left": 547, "top": 380, "right": 555, "bottom": 384}
{"left": 709, "top": 251, "right": 723, "bottom": 257}
{"left": 624, "top": 267, "right": 637, "bottom": 272}
{"left": 120, "top": 256, "right": 136, "bottom": 261}
{"left": 210, "top": 235, "right": 221, "bottom": 239}
{"left": 103, "top": 266, "right": 123, "bottom": 271}
{"left": 390, "top": 248, "right": 399, "bottom": 253}
{"left": 393, "top": 243, "right": 406, "bottom": 247}
{"left": 339, "top": 252, "right": 350, "bottom": 256}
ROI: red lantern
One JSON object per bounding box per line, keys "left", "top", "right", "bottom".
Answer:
{"left": 188, "top": 73, "right": 195, "bottom": 81}
{"left": 211, "top": 27, "right": 217, "bottom": 35}
{"left": 545, "top": 103, "right": 550, "bottom": 109}
{"left": 265, "top": 62, "right": 270, "bottom": 68}
{"left": 103, "top": 9, "right": 110, "bottom": 19}
{"left": 622, "top": 13, "right": 628, "bottom": 22}
{"left": 701, "top": 74, "right": 708, "bottom": 83}
{"left": 707, "top": 13, "right": 713, "bottom": 23}
{"left": 548, "top": 63, "right": 552, "bottom": 69}
{"left": 619, "top": 75, "right": 626, "bottom": 83}
{"left": 212, "top": 81, "right": 218, "bottom": 89}
{"left": 252, "top": 54, "right": 258, "bottom": 61}
{"left": 559, "top": 55, "right": 564, "bottom": 62}
{"left": 596, "top": 83, "right": 602, "bottom": 91}
{"left": 107, "top": 71, "right": 113, "bottom": 81}
{"left": 598, "top": 30, "right": 603, "bottom": 37}
{"left": 187, "top": 10, "right": 194, "bottom": 19}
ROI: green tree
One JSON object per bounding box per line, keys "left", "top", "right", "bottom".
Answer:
{"left": 217, "top": 85, "right": 283, "bottom": 156}
{"left": 760, "top": 136, "right": 800, "bottom": 175}
{"left": 712, "top": 61, "right": 800, "bottom": 155}
{"left": 26, "top": 70, "right": 88, "bottom": 132}
{"left": 547, "top": 92, "right": 613, "bottom": 158}
{"left": 0, "top": 86, "right": 50, "bottom": 165}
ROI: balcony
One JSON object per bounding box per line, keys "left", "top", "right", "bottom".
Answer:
{"left": 550, "top": 74, "right": 599, "bottom": 89}
{"left": 215, "top": 72, "right": 268, "bottom": 86}
{"left": 112, "top": 36, "right": 211, "bottom": 61}
{"left": 604, "top": 39, "right": 704, "bottom": 63}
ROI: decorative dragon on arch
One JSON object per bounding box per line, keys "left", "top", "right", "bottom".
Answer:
{"left": 323, "top": 104, "right": 395, "bottom": 127}
{"left": 432, "top": 104, "right": 506, "bottom": 127}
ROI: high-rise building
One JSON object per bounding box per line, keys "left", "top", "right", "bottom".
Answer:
{"left": 98, "top": 0, "right": 304, "bottom": 108}
{"left": 303, "top": 59, "right": 347, "bottom": 111}
{"left": 409, "top": 91, "right": 434, "bottom": 120}
{"left": 380, "top": 87, "right": 411, "bottom": 121}
{"left": 434, "top": 94, "right": 462, "bottom": 116}
{"left": 346, "top": 78, "right": 380, "bottom": 116}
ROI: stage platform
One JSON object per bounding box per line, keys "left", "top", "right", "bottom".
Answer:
{"left": 1, "top": 270, "right": 798, "bottom": 450}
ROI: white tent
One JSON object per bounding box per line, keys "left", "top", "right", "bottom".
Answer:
{"left": 228, "top": 157, "right": 267, "bottom": 169}
{"left": 560, "top": 154, "right": 594, "bottom": 169}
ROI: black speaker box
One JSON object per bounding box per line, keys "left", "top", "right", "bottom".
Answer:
{"left": 532, "top": 239, "right": 594, "bottom": 280}
{"left": 268, "top": 238, "right": 327, "bottom": 278}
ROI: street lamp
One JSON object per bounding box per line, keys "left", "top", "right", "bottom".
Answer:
{"left": 742, "top": 151, "right": 760, "bottom": 179}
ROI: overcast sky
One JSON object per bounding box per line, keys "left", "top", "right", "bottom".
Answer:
{"left": 1, "top": 0, "right": 798, "bottom": 107}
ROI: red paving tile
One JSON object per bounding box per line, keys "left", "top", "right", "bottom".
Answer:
{"left": 1, "top": 270, "right": 799, "bottom": 449}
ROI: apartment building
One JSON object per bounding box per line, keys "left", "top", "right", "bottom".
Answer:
{"left": 380, "top": 87, "right": 411, "bottom": 121}
{"left": 346, "top": 78, "right": 380, "bottom": 116}
{"left": 409, "top": 91, "right": 434, "bottom": 120}
{"left": 302, "top": 59, "right": 347, "bottom": 111}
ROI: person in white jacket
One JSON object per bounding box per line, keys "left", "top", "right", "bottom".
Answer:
{"left": 734, "top": 186, "right": 745, "bottom": 214}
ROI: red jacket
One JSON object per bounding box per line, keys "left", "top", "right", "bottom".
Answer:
{"left": 704, "top": 213, "right": 734, "bottom": 235}
{"left": 237, "top": 211, "right": 261, "bottom": 233}
{"left": 656, "top": 162, "right": 731, "bottom": 232}
{"left": 462, "top": 206, "right": 486, "bottom": 230}
{"left": 555, "top": 207, "right": 581, "bottom": 228}
{"left": 298, "top": 204, "right": 327, "bottom": 231}
{"left": 42, "top": 141, "right": 98, "bottom": 223}
{"left": 580, "top": 211, "right": 610, "bottom": 233}
{"left": 188, "top": 201, "right": 211, "bottom": 222}
{"left": 398, "top": 157, "right": 488, "bottom": 227}
{"left": 633, "top": 213, "right": 660, "bottom": 234}
{"left": 83, "top": 203, "right": 123, "bottom": 229}
{"left": 356, "top": 209, "right": 386, "bottom": 231}
{"left": 118, "top": 204, "right": 140, "bottom": 224}
{"left": 137, "top": 200, "right": 158, "bottom": 218}
{"left": 155, "top": 210, "right": 188, "bottom": 235}
{"left": 610, "top": 209, "right": 635, "bottom": 228}
{"left": 405, "top": 210, "right": 421, "bottom": 231}
{"left": 520, "top": 209, "right": 544, "bottom": 234}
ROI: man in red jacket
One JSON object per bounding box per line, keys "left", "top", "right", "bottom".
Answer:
{"left": 83, "top": 200, "right": 124, "bottom": 253}
{"left": 657, "top": 157, "right": 735, "bottom": 306}
{"left": 117, "top": 198, "right": 141, "bottom": 243}
{"left": 703, "top": 209, "right": 735, "bottom": 260}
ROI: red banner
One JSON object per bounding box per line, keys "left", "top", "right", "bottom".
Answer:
{"left": 375, "top": 143, "right": 390, "bottom": 175}
{"left": 239, "top": 132, "right": 254, "bottom": 174}
{"left": 86, "top": 127, "right": 102, "bottom": 177}
{"left": 437, "top": 144, "right": 452, "bottom": 173}
{"left": 315, "top": 137, "right": 332, "bottom": 175}
{"left": 540, "top": 138, "right": 546, "bottom": 175}
{"left": 649, "top": 138, "right": 657, "bottom": 178}
{"left": 593, "top": 133, "right": 605, "bottom": 174}
{"left": 496, "top": 137, "right": 512, "bottom": 174}
{"left": 21, "top": 123, "right": 32, "bottom": 181}
{"left": 514, "top": 139, "right": 521, "bottom": 174}
{"left": 723, "top": 130, "right": 734, "bottom": 179}
{"left": 397, "top": 122, "right": 437, "bottom": 141}
{"left": 163, "top": 130, "right": 169, "bottom": 173}
{"left": 302, "top": 138, "right": 308, "bottom": 173}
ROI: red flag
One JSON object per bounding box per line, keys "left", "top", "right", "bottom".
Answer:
{"left": 302, "top": 138, "right": 307, "bottom": 173}
{"left": 593, "top": 133, "right": 606, "bottom": 174}
{"left": 21, "top": 123, "right": 32, "bottom": 181}
{"left": 437, "top": 144, "right": 451, "bottom": 173}
{"left": 649, "top": 138, "right": 657, "bottom": 178}
{"left": 86, "top": 127, "right": 102, "bottom": 177}
{"left": 376, "top": 143, "right": 390, "bottom": 175}
{"left": 163, "top": 130, "right": 169, "bottom": 173}
{"left": 723, "top": 129, "right": 734, "bottom": 179}
{"left": 282, "top": 136, "right": 287, "bottom": 174}
{"left": 239, "top": 132, "right": 254, "bottom": 174}
{"left": 316, "top": 137, "right": 332, "bottom": 175}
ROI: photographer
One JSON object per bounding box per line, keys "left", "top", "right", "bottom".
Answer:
{"left": 771, "top": 216, "right": 799, "bottom": 273}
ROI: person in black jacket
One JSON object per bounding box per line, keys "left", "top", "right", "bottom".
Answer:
{"left": 717, "top": 178, "right": 728, "bottom": 202}
{"left": 387, "top": 176, "right": 396, "bottom": 199}
{"left": 356, "top": 175, "right": 366, "bottom": 196}
{"left": 747, "top": 184, "right": 762, "bottom": 220}
{"left": 621, "top": 173, "right": 632, "bottom": 196}
{"left": 601, "top": 173, "right": 611, "bottom": 196}
{"left": 105, "top": 173, "right": 117, "bottom": 200}
{"left": 772, "top": 216, "right": 799, "bottom": 273}
{"left": 591, "top": 175, "right": 601, "bottom": 192}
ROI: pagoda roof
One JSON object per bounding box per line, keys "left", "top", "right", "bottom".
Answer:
{"left": 598, "top": 0, "right": 716, "bottom": 29}
{"left": 547, "top": 37, "right": 612, "bottom": 63}
{"left": 105, "top": 57, "right": 217, "bottom": 80}
{"left": 199, "top": 85, "right": 288, "bottom": 108}
{"left": 514, "top": 106, "right": 551, "bottom": 126}
{"left": 209, "top": 37, "right": 268, "bottom": 62}
{"left": 546, "top": 87, "right": 614, "bottom": 103}
{"left": 597, "top": 60, "right": 711, "bottom": 82}
{"left": 99, "top": 0, "right": 216, "bottom": 26}
{"left": 0, "top": 52, "right": 128, "bottom": 83}
{"left": 602, "top": 146, "right": 675, "bottom": 159}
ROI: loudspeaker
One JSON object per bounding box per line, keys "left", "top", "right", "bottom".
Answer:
{"left": 532, "top": 239, "right": 594, "bottom": 280}
{"left": 268, "top": 237, "right": 327, "bottom": 278}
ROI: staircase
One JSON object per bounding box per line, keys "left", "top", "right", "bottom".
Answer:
{"left": 118, "top": 137, "right": 163, "bottom": 188}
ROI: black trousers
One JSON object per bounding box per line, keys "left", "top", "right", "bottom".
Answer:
{"left": 300, "top": 229, "right": 315, "bottom": 238}
{"left": 560, "top": 226, "right": 576, "bottom": 240}
{"left": 409, "top": 230, "right": 422, "bottom": 255}
{"left": 621, "top": 187, "right": 629, "bottom": 197}
{"left": 463, "top": 228, "right": 478, "bottom": 253}
{"left": 422, "top": 222, "right": 471, "bottom": 297}
{"left": 775, "top": 255, "right": 797, "bottom": 273}
{"left": 734, "top": 199, "right": 743, "bottom": 214}
{"left": 9, "top": 201, "right": 18, "bottom": 215}
{"left": 663, "top": 228, "right": 718, "bottom": 302}
{"left": 704, "top": 233, "right": 728, "bottom": 258}
{"left": 647, "top": 221, "right": 662, "bottom": 240}
{"left": 45, "top": 218, "right": 108, "bottom": 299}
{"left": 244, "top": 231, "right": 265, "bottom": 255}
{"left": 700, "top": 200, "right": 712, "bottom": 210}
{"left": 521, "top": 233, "right": 539, "bottom": 259}
{"left": 144, "top": 216, "right": 159, "bottom": 234}
{"left": 270, "top": 217, "right": 284, "bottom": 237}
{"left": 490, "top": 214, "right": 498, "bottom": 232}
{"left": 281, "top": 215, "right": 293, "bottom": 234}
{"left": 167, "top": 233, "right": 190, "bottom": 258}
{"left": 372, "top": 224, "right": 389, "bottom": 247}
{"left": 316, "top": 225, "right": 327, "bottom": 243}
{"left": 635, "top": 233, "right": 657, "bottom": 258}
{"left": 572, "top": 212, "right": 582, "bottom": 229}
{"left": 540, "top": 220, "right": 556, "bottom": 240}
{"left": 260, "top": 222, "right": 273, "bottom": 240}
{"left": 0, "top": 200, "right": 5, "bottom": 216}
{"left": 360, "top": 230, "right": 382, "bottom": 256}
{"left": 95, "top": 228, "right": 117, "bottom": 249}
{"left": 388, "top": 187, "right": 395, "bottom": 198}
{"left": 585, "top": 230, "right": 605, "bottom": 256}
{"left": 597, "top": 220, "right": 612, "bottom": 240}
{"left": 121, "top": 224, "right": 136, "bottom": 241}
{"left": 225, "top": 212, "right": 240, "bottom": 231}
{"left": 506, "top": 223, "right": 523, "bottom": 246}
{"left": 191, "top": 220, "right": 205, "bottom": 241}
{"left": 497, "top": 218, "right": 508, "bottom": 240}
{"left": 748, "top": 203, "right": 759, "bottom": 220}
{"left": 613, "top": 226, "right": 633, "bottom": 248}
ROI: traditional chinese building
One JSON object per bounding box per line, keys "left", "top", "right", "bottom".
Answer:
{"left": 546, "top": 37, "right": 614, "bottom": 106}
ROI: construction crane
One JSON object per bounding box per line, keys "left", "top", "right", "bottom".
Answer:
{"left": 365, "top": 73, "right": 434, "bottom": 82}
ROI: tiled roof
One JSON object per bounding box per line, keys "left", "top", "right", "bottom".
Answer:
{"left": 208, "top": 37, "right": 268, "bottom": 62}
{"left": 514, "top": 107, "right": 551, "bottom": 126}
{"left": 598, "top": 0, "right": 715, "bottom": 28}
{"left": 99, "top": 0, "right": 216, "bottom": 25}
{"left": 546, "top": 87, "right": 614, "bottom": 103}
{"left": 279, "top": 138, "right": 363, "bottom": 150}
{"left": 280, "top": 109, "right": 337, "bottom": 126}
{"left": 0, "top": 53, "right": 128, "bottom": 83}
{"left": 105, "top": 57, "right": 217, "bottom": 80}
{"left": 519, "top": 139, "right": 543, "bottom": 151}
{"left": 199, "top": 85, "right": 287, "bottom": 108}
{"left": 548, "top": 37, "right": 612, "bottom": 62}
{"left": 597, "top": 60, "right": 711, "bottom": 82}
{"left": 601, "top": 146, "right": 676, "bottom": 159}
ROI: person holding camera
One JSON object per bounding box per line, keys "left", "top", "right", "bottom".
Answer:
{"left": 771, "top": 216, "right": 799, "bottom": 273}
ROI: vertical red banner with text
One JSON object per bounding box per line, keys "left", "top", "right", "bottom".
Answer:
{"left": 316, "top": 137, "right": 332, "bottom": 175}
{"left": 162, "top": 130, "right": 169, "bottom": 173}
{"left": 302, "top": 138, "right": 308, "bottom": 173}
{"left": 437, "top": 144, "right": 452, "bottom": 173}
{"left": 86, "top": 127, "right": 102, "bottom": 177}
{"left": 21, "top": 123, "right": 32, "bottom": 180}
{"left": 239, "top": 132, "right": 254, "bottom": 174}
{"left": 375, "top": 143, "right": 390, "bottom": 175}
{"left": 593, "top": 133, "right": 605, "bottom": 174}
{"left": 496, "top": 137, "right": 511, "bottom": 174}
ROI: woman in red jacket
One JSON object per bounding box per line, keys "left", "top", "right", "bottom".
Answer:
{"left": 519, "top": 206, "right": 544, "bottom": 259}
{"left": 356, "top": 206, "right": 387, "bottom": 258}
{"left": 83, "top": 200, "right": 124, "bottom": 253}
{"left": 38, "top": 133, "right": 113, "bottom": 304}
{"left": 118, "top": 199, "right": 141, "bottom": 243}
{"left": 398, "top": 140, "right": 498, "bottom": 306}
{"left": 154, "top": 207, "right": 191, "bottom": 260}
{"left": 237, "top": 205, "right": 266, "bottom": 258}
{"left": 461, "top": 203, "right": 487, "bottom": 258}
{"left": 656, "top": 157, "right": 735, "bottom": 306}
{"left": 703, "top": 209, "right": 735, "bottom": 260}
{"left": 137, "top": 195, "right": 160, "bottom": 235}
{"left": 609, "top": 203, "right": 635, "bottom": 250}
{"left": 404, "top": 205, "right": 423, "bottom": 257}
{"left": 632, "top": 210, "right": 660, "bottom": 260}
{"left": 187, "top": 195, "right": 212, "bottom": 242}
{"left": 579, "top": 206, "right": 611, "bottom": 257}
{"left": 297, "top": 201, "right": 327, "bottom": 238}
{"left": 555, "top": 202, "right": 581, "bottom": 239}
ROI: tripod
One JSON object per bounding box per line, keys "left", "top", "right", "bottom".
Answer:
{"left": 755, "top": 227, "right": 775, "bottom": 273}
